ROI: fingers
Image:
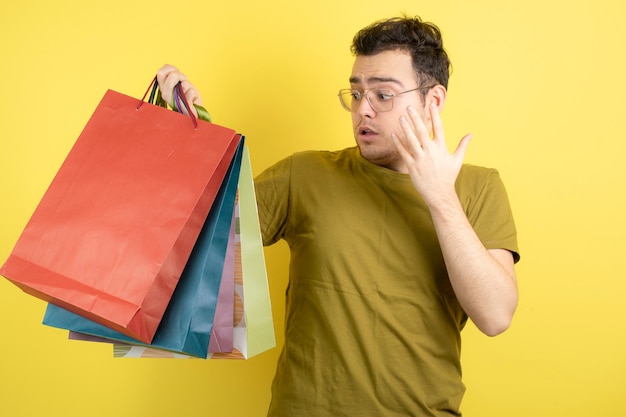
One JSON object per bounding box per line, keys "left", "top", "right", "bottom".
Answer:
{"left": 156, "top": 64, "right": 180, "bottom": 86}
{"left": 424, "top": 102, "right": 472, "bottom": 159}
{"left": 428, "top": 102, "right": 445, "bottom": 142}
{"left": 155, "top": 64, "right": 204, "bottom": 116}
{"left": 392, "top": 132, "right": 416, "bottom": 168}
{"left": 396, "top": 115, "right": 420, "bottom": 158}
{"left": 401, "top": 103, "right": 447, "bottom": 150}
{"left": 156, "top": 65, "right": 183, "bottom": 105}
{"left": 174, "top": 79, "right": 203, "bottom": 117}
{"left": 396, "top": 103, "right": 472, "bottom": 163}
{"left": 408, "top": 105, "right": 430, "bottom": 140}
{"left": 179, "top": 79, "right": 203, "bottom": 106}
{"left": 395, "top": 106, "right": 429, "bottom": 157}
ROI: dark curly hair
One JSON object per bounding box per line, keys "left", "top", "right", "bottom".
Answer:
{"left": 351, "top": 15, "right": 451, "bottom": 92}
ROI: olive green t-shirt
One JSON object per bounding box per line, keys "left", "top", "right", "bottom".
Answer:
{"left": 255, "top": 147, "right": 519, "bottom": 417}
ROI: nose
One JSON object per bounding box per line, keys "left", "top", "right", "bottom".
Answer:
{"left": 356, "top": 93, "right": 376, "bottom": 118}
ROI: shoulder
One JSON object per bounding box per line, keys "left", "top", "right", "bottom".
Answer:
{"left": 290, "top": 147, "right": 356, "bottom": 164}
{"left": 456, "top": 164, "right": 510, "bottom": 206}
{"left": 458, "top": 163, "right": 499, "bottom": 178}
{"left": 287, "top": 147, "right": 358, "bottom": 173}
{"left": 255, "top": 147, "right": 357, "bottom": 186}
{"left": 457, "top": 164, "right": 502, "bottom": 189}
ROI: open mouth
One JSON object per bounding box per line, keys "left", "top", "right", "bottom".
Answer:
{"left": 358, "top": 126, "right": 377, "bottom": 136}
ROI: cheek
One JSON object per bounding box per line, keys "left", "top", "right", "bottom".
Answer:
{"left": 350, "top": 113, "right": 361, "bottom": 131}
{"left": 380, "top": 112, "right": 404, "bottom": 137}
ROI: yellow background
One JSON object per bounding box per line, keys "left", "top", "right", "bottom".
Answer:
{"left": 1, "top": 0, "right": 624, "bottom": 416}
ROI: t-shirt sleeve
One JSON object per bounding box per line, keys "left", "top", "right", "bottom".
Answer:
{"left": 459, "top": 167, "right": 520, "bottom": 263}
{"left": 253, "top": 155, "right": 293, "bottom": 246}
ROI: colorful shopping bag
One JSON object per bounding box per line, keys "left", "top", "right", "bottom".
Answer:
{"left": 113, "top": 146, "right": 275, "bottom": 359}
{"left": 67, "top": 216, "right": 235, "bottom": 355}
{"left": 1, "top": 82, "right": 241, "bottom": 343}
{"left": 68, "top": 214, "right": 235, "bottom": 354}
{"left": 42, "top": 138, "right": 244, "bottom": 357}
{"left": 208, "top": 211, "right": 236, "bottom": 353}
{"left": 223, "top": 145, "right": 275, "bottom": 359}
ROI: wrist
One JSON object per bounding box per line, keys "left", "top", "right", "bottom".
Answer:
{"left": 424, "top": 188, "right": 462, "bottom": 217}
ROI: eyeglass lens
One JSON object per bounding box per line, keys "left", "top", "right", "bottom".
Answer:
{"left": 339, "top": 89, "right": 395, "bottom": 112}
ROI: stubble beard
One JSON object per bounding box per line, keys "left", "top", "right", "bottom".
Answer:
{"left": 356, "top": 139, "right": 403, "bottom": 171}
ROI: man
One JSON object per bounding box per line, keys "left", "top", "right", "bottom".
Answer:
{"left": 158, "top": 15, "right": 519, "bottom": 417}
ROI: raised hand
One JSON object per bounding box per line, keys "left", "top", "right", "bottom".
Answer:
{"left": 392, "top": 102, "right": 471, "bottom": 207}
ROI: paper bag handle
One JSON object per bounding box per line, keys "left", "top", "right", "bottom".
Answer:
{"left": 137, "top": 76, "right": 198, "bottom": 129}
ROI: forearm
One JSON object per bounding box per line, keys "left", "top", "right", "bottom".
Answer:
{"left": 428, "top": 190, "right": 518, "bottom": 336}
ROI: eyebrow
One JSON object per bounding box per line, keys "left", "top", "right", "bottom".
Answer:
{"left": 349, "top": 76, "right": 404, "bottom": 86}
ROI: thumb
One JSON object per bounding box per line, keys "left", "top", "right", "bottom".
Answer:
{"left": 454, "top": 133, "right": 472, "bottom": 160}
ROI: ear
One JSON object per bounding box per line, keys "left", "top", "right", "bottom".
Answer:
{"left": 427, "top": 85, "right": 447, "bottom": 111}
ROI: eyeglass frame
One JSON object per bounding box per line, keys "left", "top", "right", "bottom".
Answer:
{"left": 337, "top": 85, "right": 436, "bottom": 113}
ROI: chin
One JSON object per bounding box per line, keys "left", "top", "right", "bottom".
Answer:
{"left": 358, "top": 146, "right": 389, "bottom": 165}
{"left": 357, "top": 145, "right": 403, "bottom": 171}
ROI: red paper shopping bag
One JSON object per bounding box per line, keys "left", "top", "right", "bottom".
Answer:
{"left": 0, "top": 87, "right": 240, "bottom": 343}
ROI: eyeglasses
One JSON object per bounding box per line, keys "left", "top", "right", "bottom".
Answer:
{"left": 337, "top": 86, "right": 434, "bottom": 112}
